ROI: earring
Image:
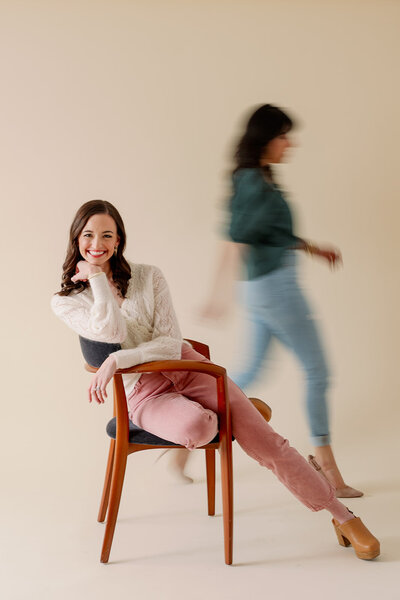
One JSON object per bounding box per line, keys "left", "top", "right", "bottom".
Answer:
{"left": 114, "top": 246, "right": 118, "bottom": 256}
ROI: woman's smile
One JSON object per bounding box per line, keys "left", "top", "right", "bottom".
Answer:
{"left": 87, "top": 250, "right": 107, "bottom": 257}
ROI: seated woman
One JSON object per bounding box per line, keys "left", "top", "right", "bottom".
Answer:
{"left": 51, "top": 199, "right": 380, "bottom": 561}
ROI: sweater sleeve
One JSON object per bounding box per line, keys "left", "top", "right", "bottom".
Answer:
{"left": 110, "top": 267, "right": 183, "bottom": 369}
{"left": 229, "top": 169, "right": 302, "bottom": 247}
{"left": 51, "top": 272, "right": 127, "bottom": 343}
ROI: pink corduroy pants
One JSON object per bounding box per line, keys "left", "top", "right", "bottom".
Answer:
{"left": 127, "top": 343, "right": 335, "bottom": 511}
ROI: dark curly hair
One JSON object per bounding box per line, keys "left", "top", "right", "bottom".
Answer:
{"left": 233, "top": 104, "right": 294, "bottom": 177}
{"left": 56, "top": 200, "right": 131, "bottom": 297}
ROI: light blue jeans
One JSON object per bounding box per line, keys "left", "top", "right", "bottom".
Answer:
{"left": 231, "top": 252, "right": 331, "bottom": 447}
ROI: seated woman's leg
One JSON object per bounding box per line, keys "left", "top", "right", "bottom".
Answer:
{"left": 127, "top": 372, "right": 218, "bottom": 450}
{"left": 173, "top": 344, "right": 339, "bottom": 513}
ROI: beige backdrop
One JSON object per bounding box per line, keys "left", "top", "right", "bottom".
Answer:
{"left": 1, "top": 1, "right": 399, "bottom": 598}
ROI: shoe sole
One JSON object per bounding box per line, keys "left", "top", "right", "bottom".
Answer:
{"left": 335, "top": 490, "right": 364, "bottom": 498}
{"left": 355, "top": 549, "right": 380, "bottom": 560}
{"left": 340, "top": 536, "right": 380, "bottom": 560}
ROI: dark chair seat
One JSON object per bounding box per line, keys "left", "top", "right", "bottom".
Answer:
{"left": 106, "top": 417, "right": 221, "bottom": 445}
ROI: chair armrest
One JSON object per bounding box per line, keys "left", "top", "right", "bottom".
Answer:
{"left": 85, "top": 359, "right": 226, "bottom": 379}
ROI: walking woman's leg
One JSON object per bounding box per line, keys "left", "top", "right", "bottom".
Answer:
{"left": 230, "top": 312, "right": 273, "bottom": 390}
{"left": 269, "top": 279, "right": 363, "bottom": 496}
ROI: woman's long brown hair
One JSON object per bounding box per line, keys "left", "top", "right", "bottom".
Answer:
{"left": 56, "top": 200, "right": 131, "bottom": 297}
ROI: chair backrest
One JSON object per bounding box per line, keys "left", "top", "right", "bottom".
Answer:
{"left": 79, "top": 336, "right": 121, "bottom": 367}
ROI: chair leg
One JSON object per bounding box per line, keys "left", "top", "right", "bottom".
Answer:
{"left": 219, "top": 444, "right": 233, "bottom": 565}
{"left": 98, "top": 439, "right": 115, "bottom": 523}
{"left": 205, "top": 448, "right": 216, "bottom": 516}
{"left": 100, "top": 444, "right": 128, "bottom": 563}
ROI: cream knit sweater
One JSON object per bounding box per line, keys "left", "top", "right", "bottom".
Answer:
{"left": 51, "top": 262, "right": 183, "bottom": 396}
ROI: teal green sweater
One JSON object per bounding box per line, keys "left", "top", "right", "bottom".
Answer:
{"left": 229, "top": 168, "right": 302, "bottom": 280}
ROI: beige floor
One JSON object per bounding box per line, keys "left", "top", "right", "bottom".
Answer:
{"left": 3, "top": 432, "right": 399, "bottom": 600}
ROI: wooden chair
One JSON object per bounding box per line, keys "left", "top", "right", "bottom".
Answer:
{"left": 83, "top": 339, "right": 271, "bottom": 565}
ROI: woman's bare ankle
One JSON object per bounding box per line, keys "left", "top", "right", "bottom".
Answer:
{"left": 314, "top": 445, "right": 346, "bottom": 488}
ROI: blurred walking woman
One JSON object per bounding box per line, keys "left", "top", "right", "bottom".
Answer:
{"left": 229, "top": 104, "right": 361, "bottom": 497}
{"left": 51, "top": 200, "right": 379, "bottom": 560}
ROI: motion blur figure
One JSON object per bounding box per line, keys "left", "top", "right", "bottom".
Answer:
{"left": 206, "top": 104, "right": 363, "bottom": 498}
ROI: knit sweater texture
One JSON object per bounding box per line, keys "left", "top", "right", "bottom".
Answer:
{"left": 51, "top": 263, "right": 183, "bottom": 395}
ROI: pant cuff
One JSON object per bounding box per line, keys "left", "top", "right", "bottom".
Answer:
{"left": 310, "top": 434, "right": 331, "bottom": 447}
